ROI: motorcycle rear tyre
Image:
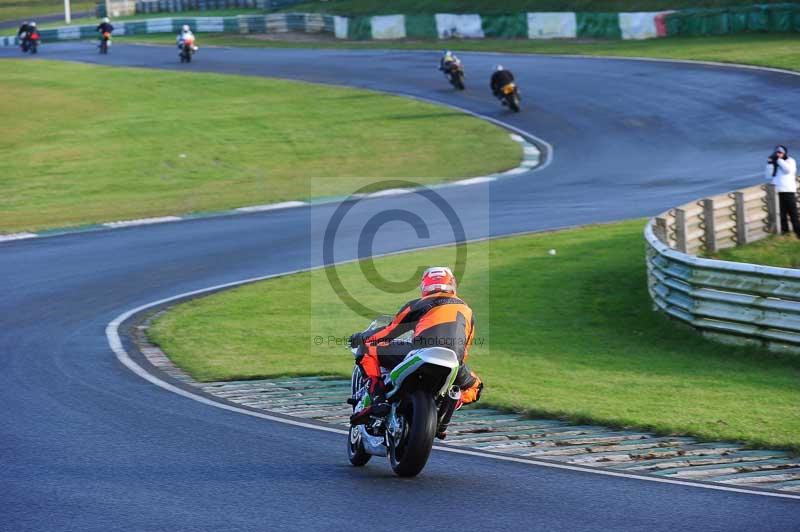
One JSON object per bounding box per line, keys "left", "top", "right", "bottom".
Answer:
{"left": 388, "top": 390, "right": 437, "bottom": 477}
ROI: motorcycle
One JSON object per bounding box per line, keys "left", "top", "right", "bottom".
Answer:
{"left": 500, "top": 82, "right": 521, "bottom": 113}
{"left": 442, "top": 60, "right": 465, "bottom": 91}
{"left": 21, "top": 31, "right": 40, "bottom": 54}
{"left": 347, "top": 316, "right": 462, "bottom": 477}
{"left": 99, "top": 31, "right": 111, "bottom": 54}
{"left": 179, "top": 36, "right": 196, "bottom": 63}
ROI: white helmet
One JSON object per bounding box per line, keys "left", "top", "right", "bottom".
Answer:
{"left": 30, "top": 21, "right": 37, "bottom": 27}
{"left": 182, "top": 24, "right": 190, "bottom": 32}
{"left": 495, "top": 65, "right": 504, "bottom": 71}
{"left": 102, "top": 17, "right": 109, "bottom": 23}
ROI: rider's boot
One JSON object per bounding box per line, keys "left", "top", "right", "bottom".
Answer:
{"left": 436, "top": 394, "right": 464, "bottom": 440}
{"left": 349, "top": 380, "right": 389, "bottom": 426}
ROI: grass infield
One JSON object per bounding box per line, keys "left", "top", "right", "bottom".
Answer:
{"left": 0, "top": 60, "right": 519, "bottom": 233}
{"left": 149, "top": 219, "right": 800, "bottom": 451}
{"left": 0, "top": 0, "right": 94, "bottom": 23}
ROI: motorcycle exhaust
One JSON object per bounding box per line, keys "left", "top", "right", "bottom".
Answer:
{"left": 448, "top": 385, "right": 461, "bottom": 400}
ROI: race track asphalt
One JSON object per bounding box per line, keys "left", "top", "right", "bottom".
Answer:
{"left": 1, "top": 43, "right": 799, "bottom": 531}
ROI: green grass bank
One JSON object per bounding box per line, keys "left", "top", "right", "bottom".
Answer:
{"left": 711, "top": 234, "right": 800, "bottom": 268}
{"left": 0, "top": 60, "right": 519, "bottom": 233}
{"left": 0, "top": 0, "right": 94, "bottom": 23}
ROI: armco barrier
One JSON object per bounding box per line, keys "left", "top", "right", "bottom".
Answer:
{"left": 646, "top": 177, "right": 800, "bottom": 353}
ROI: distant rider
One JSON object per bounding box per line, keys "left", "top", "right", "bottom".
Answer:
{"left": 176, "top": 24, "right": 197, "bottom": 51}
{"left": 349, "top": 267, "right": 484, "bottom": 439}
{"left": 17, "top": 20, "right": 31, "bottom": 40}
{"left": 19, "top": 21, "right": 36, "bottom": 50}
{"left": 490, "top": 64, "right": 515, "bottom": 100}
{"left": 439, "top": 49, "right": 461, "bottom": 73}
{"left": 96, "top": 17, "right": 114, "bottom": 38}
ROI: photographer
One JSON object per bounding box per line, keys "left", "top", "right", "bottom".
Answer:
{"left": 766, "top": 145, "right": 800, "bottom": 238}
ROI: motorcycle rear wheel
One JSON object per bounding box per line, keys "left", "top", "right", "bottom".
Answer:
{"left": 388, "top": 390, "right": 437, "bottom": 477}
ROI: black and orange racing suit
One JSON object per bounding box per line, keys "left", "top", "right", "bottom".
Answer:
{"left": 490, "top": 69, "right": 515, "bottom": 98}
{"left": 354, "top": 292, "right": 483, "bottom": 404}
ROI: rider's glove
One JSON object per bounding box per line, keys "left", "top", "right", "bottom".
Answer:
{"left": 348, "top": 333, "right": 363, "bottom": 348}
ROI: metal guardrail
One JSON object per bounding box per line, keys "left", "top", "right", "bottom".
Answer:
{"left": 646, "top": 178, "right": 800, "bottom": 352}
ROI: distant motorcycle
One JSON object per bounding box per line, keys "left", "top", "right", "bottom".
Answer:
{"left": 179, "top": 36, "right": 196, "bottom": 63}
{"left": 499, "top": 82, "right": 521, "bottom": 112}
{"left": 99, "top": 31, "right": 111, "bottom": 54}
{"left": 20, "top": 31, "right": 40, "bottom": 54}
{"left": 347, "top": 316, "right": 462, "bottom": 477}
{"left": 442, "top": 60, "right": 465, "bottom": 90}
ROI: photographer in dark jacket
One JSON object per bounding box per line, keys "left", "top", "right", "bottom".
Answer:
{"left": 490, "top": 65, "right": 514, "bottom": 99}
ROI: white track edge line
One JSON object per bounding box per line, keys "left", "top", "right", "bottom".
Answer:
{"left": 106, "top": 266, "right": 800, "bottom": 502}
{"left": 0, "top": 232, "right": 38, "bottom": 242}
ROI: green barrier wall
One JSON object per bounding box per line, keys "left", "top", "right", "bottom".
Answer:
{"left": 481, "top": 14, "right": 528, "bottom": 38}
{"left": 347, "top": 16, "right": 372, "bottom": 40}
{"left": 286, "top": 13, "right": 305, "bottom": 31}
{"left": 405, "top": 14, "right": 437, "bottom": 39}
{"left": 666, "top": 3, "right": 800, "bottom": 36}
{"left": 7, "top": 5, "right": 800, "bottom": 49}
{"left": 576, "top": 12, "right": 622, "bottom": 39}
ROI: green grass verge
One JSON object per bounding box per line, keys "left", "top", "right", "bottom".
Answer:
{"left": 149, "top": 219, "right": 800, "bottom": 451}
{"left": 0, "top": 0, "right": 94, "bottom": 23}
{"left": 278, "top": 0, "right": 798, "bottom": 15}
{"left": 0, "top": 60, "right": 519, "bottom": 233}
{"left": 122, "top": 33, "right": 800, "bottom": 73}
{"left": 711, "top": 234, "right": 800, "bottom": 268}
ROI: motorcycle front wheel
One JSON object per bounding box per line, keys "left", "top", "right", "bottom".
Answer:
{"left": 388, "top": 390, "right": 437, "bottom": 477}
{"left": 347, "top": 366, "right": 371, "bottom": 466}
{"left": 454, "top": 72, "right": 465, "bottom": 90}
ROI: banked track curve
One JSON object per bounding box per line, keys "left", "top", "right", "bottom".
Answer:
{"left": 1, "top": 43, "right": 800, "bottom": 531}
